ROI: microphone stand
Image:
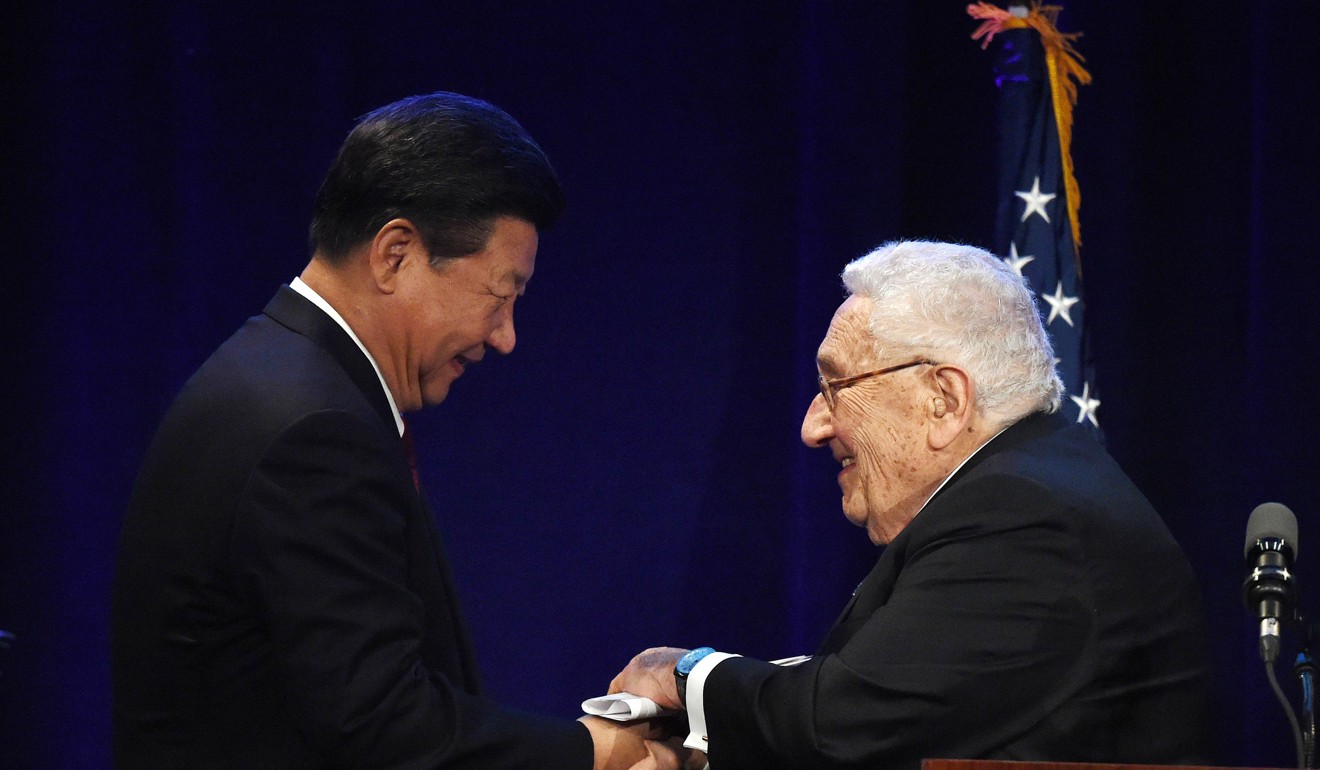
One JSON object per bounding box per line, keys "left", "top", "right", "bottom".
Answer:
{"left": 1264, "top": 643, "right": 1305, "bottom": 770}
{"left": 1296, "top": 618, "right": 1317, "bottom": 768}
{"left": 1243, "top": 520, "right": 1303, "bottom": 767}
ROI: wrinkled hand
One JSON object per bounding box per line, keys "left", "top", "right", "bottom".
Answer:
{"left": 608, "top": 647, "right": 689, "bottom": 712}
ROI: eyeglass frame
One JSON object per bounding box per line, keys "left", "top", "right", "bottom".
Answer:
{"left": 816, "top": 359, "right": 939, "bottom": 409}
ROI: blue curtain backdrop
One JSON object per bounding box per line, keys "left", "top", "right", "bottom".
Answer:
{"left": 3, "top": 2, "right": 1318, "bottom": 767}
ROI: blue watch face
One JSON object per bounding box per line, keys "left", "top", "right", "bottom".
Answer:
{"left": 676, "top": 646, "right": 716, "bottom": 675}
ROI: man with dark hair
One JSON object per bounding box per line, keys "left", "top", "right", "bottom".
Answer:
{"left": 309, "top": 94, "right": 566, "bottom": 264}
{"left": 112, "top": 92, "right": 653, "bottom": 770}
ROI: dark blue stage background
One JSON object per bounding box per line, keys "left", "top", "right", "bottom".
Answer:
{"left": 3, "top": 2, "right": 1318, "bottom": 767}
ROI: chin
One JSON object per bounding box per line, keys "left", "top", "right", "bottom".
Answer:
{"left": 841, "top": 502, "right": 868, "bottom": 529}
{"left": 420, "top": 380, "right": 454, "bottom": 407}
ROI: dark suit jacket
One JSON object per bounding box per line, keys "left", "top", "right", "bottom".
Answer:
{"left": 112, "top": 287, "right": 592, "bottom": 769}
{"left": 702, "top": 412, "right": 1210, "bottom": 770}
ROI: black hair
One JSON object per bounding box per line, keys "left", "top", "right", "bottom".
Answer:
{"left": 309, "top": 91, "right": 564, "bottom": 262}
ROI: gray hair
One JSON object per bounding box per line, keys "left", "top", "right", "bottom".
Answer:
{"left": 841, "top": 240, "right": 1063, "bottom": 424}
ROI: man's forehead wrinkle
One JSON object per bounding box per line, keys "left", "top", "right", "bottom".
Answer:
{"left": 832, "top": 315, "right": 882, "bottom": 370}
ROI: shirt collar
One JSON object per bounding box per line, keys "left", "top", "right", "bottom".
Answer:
{"left": 290, "top": 277, "right": 405, "bottom": 436}
{"left": 915, "top": 421, "right": 1014, "bottom": 515}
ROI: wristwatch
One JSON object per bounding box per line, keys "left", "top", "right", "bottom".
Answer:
{"left": 674, "top": 646, "right": 715, "bottom": 707}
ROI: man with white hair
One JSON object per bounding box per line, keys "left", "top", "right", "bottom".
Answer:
{"left": 611, "top": 241, "right": 1209, "bottom": 769}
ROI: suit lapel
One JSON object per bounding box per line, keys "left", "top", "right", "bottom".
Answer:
{"left": 816, "top": 548, "right": 901, "bottom": 655}
{"left": 263, "top": 285, "right": 484, "bottom": 694}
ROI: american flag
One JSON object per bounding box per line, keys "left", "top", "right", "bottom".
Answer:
{"left": 970, "top": 2, "right": 1100, "bottom": 434}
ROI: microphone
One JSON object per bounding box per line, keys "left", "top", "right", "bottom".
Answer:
{"left": 1243, "top": 502, "right": 1299, "bottom": 662}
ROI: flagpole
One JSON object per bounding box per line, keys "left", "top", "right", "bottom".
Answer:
{"left": 967, "top": 1, "right": 1101, "bottom": 435}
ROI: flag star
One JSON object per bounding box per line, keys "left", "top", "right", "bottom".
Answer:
{"left": 1042, "top": 281, "right": 1080, "bottom": 326}
{"left": 1002, "top": 242, "right": 1035, "bottom": 277}
{"left": 1070, "top": 382, "right": 1101, "bottom": 428}
{"left": 1015, "top": 176, "right": 1056, "bottom": 223}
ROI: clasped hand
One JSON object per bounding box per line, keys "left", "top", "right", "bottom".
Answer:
{"left": 583, "top": 646, "right": 703, "bottom": 770}
{"left": 609, "top": 646, "right": 689, "bottom": 711}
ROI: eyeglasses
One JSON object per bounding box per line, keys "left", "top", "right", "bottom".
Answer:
{"left": 816, "top": 359, "right": 937, "bottom": 409}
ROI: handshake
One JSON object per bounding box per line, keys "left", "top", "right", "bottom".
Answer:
{"left": 580, "top": 647, "right": 706, "bottom": 770}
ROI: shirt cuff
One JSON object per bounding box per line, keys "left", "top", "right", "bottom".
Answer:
{"left": 683, "top": 651, "right": 739, "bottom": 753}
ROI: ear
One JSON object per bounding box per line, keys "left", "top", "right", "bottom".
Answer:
{"left": 365, "top": 218, "right": 424, "bottom": 294}
{"left": 926, "top": 364, "right": 975, "bottom": 450}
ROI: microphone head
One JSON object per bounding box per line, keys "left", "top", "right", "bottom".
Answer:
{"left": 1244, "top": 502, "right": 1298, "bottom": 560}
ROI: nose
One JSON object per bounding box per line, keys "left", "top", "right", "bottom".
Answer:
{"left": 800, "top": 393, "right": 834, "bottom": 448}
{"left": 486, "top": 304, "right": 516, "bottom": 355}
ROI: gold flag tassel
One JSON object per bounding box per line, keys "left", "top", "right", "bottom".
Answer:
{"left": 967, "top": 2, "right": 1092, "bottom": 256}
